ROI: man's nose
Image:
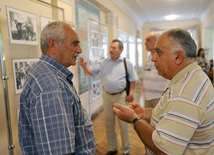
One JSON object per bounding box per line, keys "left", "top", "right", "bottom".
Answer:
{"left": 151, "top": 52, "right": 157, "bottom": 62}
{"left": 77, "top": 45, "right": 82, "bottom": 53}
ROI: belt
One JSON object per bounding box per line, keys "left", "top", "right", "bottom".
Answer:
{"left": 104, "top": 89, "right": 125, "bottom": 95}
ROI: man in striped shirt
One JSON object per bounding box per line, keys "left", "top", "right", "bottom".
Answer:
{"left": 113, "top": 28, "right": 214, "bottom": 154}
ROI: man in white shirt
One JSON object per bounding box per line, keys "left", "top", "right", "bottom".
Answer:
{"left": 143, "top": 32, "right": 169, "bottom": 109}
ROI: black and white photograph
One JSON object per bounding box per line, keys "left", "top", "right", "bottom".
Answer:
{"left": 13, "top": 58, "right": 39, "bottom": 94}
{"left": 92, "top": 80, "right": 101, "bottom": 100}
{"left": 6, "top": 6, "right": 38, "bottom": 45}
{"left": 91, "top": 30, "right": 99, "bottom": 48}
{"left": 40, "top": 16, "right": 56, "bottom": 31}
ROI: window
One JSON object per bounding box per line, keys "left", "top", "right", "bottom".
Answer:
{"left": 137, "top": 38, "right": 142, "bottom": 67}
{"left": 129, "top": 36, "right": 136, "bottom": 66}
{"left": 187, "top": 26, "right": 198, "bottom": 47}
{"left": 117, "top": 29, "right": 128, "bottom": 58}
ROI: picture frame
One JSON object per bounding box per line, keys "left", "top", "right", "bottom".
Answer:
{"left": 92, "top": 80, "right": 101, "bottom": 100}
{"left": 12, "top": 58, "right": 39, "bottom": 94}
{"left": 6, "top": 6, "right": 38, "bottom": 45}
{"left": 91, "top": 30, "right": 99, "bottom": 48}
{"left": 40, "top": 16, "right": 56, "bottom": 31}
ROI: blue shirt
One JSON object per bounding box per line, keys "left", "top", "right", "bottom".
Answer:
{"left": 90, "top": 57, "right": 138, "bottom": 93}
{"left": 18, "top": 54, "right": 95, "bottom": 155}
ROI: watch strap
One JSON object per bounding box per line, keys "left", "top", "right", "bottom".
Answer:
{"left": 132, "top": 117, "right": 140, "bottom": 125}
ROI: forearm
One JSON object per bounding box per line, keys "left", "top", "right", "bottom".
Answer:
{"left": 129, "top": 81, "right": 135, "bottom": 96}
{"left": 134, "top": 120, "right": 166, "bottom": 155}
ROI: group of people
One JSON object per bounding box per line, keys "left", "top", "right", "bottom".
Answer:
{"left": 18, "top": 21, "right": 214, "bottom": 155}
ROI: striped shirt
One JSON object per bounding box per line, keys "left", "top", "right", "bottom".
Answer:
{"left": 18, "top": 54, "right": 95, "bottom": 155}
{"left": 149, "top": 62, "right": 214, "bottom": 155}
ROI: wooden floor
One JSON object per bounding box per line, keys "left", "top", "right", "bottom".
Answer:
{"left": 92, "top": 80, "right": 146, "bottom": 155}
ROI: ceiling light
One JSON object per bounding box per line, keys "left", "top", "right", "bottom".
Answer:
{"left": 164, "top": 14, "right": 178, "bottom": 20}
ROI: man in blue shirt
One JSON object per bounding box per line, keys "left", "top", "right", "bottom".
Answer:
{"left": 18, "top": 21, "right": 95, "bottom": 155}
{"left": 80, "top": 39, "right": 138, "bottom": 155}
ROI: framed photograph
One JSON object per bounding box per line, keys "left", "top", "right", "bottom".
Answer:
{"left": 92, "top": 80, "right": 101, "bottom": 100}
{"left": 12, "top": 58, "right": 39, "bottom": 94}
{"left": 6, "top": 6, "right": 38, "bottom": 45}
{"left": 91, "top": 30, "right": 99, "bottom": 48}
{"left": 40, "top": 16, "right": 56, "bottom": 31}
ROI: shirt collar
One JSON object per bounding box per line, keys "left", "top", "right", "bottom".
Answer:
{"left": 107, "top": 57, "right": 123, "bottom": 62}
{"left": 41, "top": 54, "right": 74, "bottom": 80}
{"left": 163, "top": 61, "right": 200, "bottom": 92}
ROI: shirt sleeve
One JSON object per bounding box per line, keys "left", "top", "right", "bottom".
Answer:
{"left": 126, "top": 59, "right": 139, "bottom": 82}
{"left": 73, "top": 106, "right": 96, "bottom": 154}
{"left": 151, "top": 97, "right": 204, "bottom": 154}
{"left": 90, "top": 59, "right": 103, "bottom": 77}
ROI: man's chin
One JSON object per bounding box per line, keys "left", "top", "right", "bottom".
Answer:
{"left": 71, "top": 61, "right": 76, "bottom": 66}
{"left": 68, "top": 60, "right": 77, "bottom": 67}
{"left": 157, "top": 70, "right": 162, "bottom": 76}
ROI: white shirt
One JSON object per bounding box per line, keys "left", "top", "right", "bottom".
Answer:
{"left": 143, "top": 52, "right": 169, "bottom": 100}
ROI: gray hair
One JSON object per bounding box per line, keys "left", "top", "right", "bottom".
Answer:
{"left": 162, "top": 28, "right": 196, "bottom": 58}
{"left": 40, "top": 21, "right": 76, "bottom": 53}
{"left": 111, "top": 39, "right": 123, "bottom": 50}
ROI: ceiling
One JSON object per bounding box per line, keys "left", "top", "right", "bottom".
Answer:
{"left": 111, "top": 0, "right": 214, "bottom": 25}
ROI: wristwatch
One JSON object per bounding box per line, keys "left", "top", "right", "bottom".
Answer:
{"left": 131, "top": 117, "right": 141, "bottom": 128}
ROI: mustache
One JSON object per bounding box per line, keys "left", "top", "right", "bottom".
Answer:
{"left": 73, "top": 53, "right": 79, "bottom": 58}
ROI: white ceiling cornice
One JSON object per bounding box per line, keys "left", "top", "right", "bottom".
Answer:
{"left": 200, "top": 0, "right": 214, "bottom": 22}
{"left": 111, "top": 0, "right": 145, "bottom": 26}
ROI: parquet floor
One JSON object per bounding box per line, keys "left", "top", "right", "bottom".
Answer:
{"left": 92, "top": 80, "right": 146, "bottom": 155}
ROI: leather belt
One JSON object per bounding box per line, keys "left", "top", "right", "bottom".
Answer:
{"left": 105, "top": 89, "right": 125, "bottom": 95}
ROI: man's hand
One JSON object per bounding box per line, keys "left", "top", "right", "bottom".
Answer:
{"left": 126, "top": 94, "right": 134, "bottom": 103}
{"left": 79, "top": 57, "right": 92, "bottom": 75}
{"left": 129, "top": 103, "right": 153, "bottom": 122}
{"left": 79, "top": 57, "right": 86, "bottom": 67}
{"left": 129, "top": 103, "right": 144, "bottom": 119}
{"left": 113, "top": 103, "right": 138, "bottom": 123}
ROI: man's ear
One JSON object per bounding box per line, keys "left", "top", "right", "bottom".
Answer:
{"left": 175, "top": 50, "right": 184, "bottom": 65}
{"left": 48, "top": 38, "right": 57, "bottom": 54}
{"left": 120, "top": 49, "right": 123, "bottom": 54}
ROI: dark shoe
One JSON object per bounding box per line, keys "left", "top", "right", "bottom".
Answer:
{"left": 105, "top": 150, "right": 118, "bottom": 155}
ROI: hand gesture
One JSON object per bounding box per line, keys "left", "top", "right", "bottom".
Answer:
{"left": 129, "top": 103, "right": 144, "bottom": 119}
{"left": 113, "top": 103, "right": 138, "bottom": 123}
